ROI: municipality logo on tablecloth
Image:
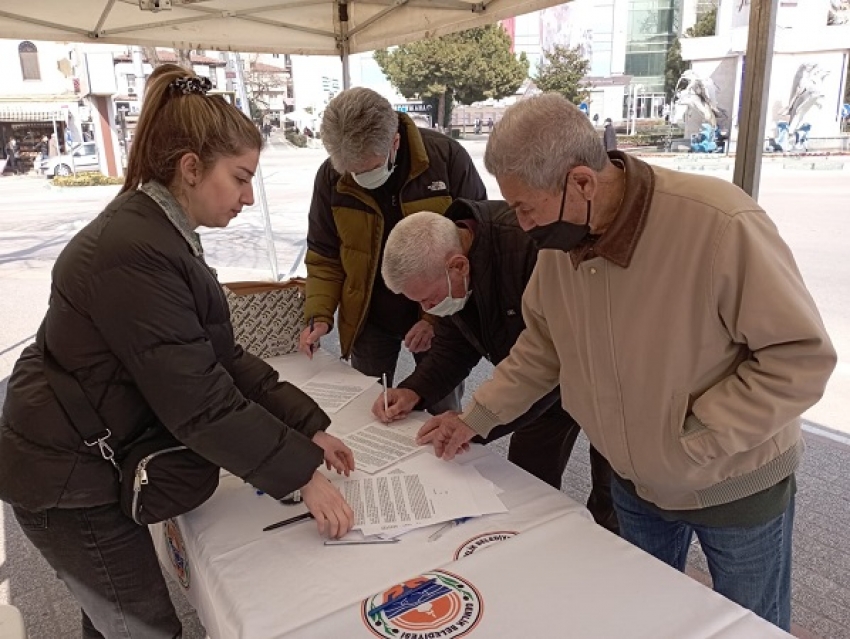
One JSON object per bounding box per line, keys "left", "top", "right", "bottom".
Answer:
{"left": 362, "top": 570, "right": 483, "bottom": 638}
{"left": 163, "top": 518, "right": 190, "bottom": 589}
{"left": 454, "top": 531, "right": 518, "bottom": 560}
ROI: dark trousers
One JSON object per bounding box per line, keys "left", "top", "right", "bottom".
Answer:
{"left": 483, "top": 398, "right": 619, "bottom": 535}
{"left": 13, "top": 503, "right": 182, "bottom": 639}
{"left": 350, "top": 320, "right": 463, "bottom": 414}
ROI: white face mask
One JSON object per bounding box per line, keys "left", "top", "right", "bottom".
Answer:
{"left": 428, "top": 269, "right": 471, "bottom": 317}
{"left": 352, "top": 148, "right": 396, "bottom": 190}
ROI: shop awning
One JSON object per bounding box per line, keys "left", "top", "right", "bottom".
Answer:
{"left": 0, "top": 102, "right": 66, "bottom": 123}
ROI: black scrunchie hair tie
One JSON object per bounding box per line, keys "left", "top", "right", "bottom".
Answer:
{"left": 169, "top": 76, "right": 212, "bottom": 96}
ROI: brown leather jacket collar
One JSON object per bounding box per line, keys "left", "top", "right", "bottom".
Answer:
{"left": 570, "top": 151, "right": 655, "bottom": 269}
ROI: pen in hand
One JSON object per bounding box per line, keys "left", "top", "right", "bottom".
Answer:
{"left": 263, "top": 511, "right": 314, "bottom": 532}
{"left": 382, "top": 373, "right": 389, "bottom": 416}
{"left": 309, "top": 315, "right": 317, "bottom": 353}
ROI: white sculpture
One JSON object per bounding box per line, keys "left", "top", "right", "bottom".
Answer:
{"left": 828, "top": 0, "right": 850, "bottom": 25}
{"left": 781, "top": 63, "right": 829, "bottom": 133}
{"left": 672, "top": 70, "right": 725, "bottom": 128}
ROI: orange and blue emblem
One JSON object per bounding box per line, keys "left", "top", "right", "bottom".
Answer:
{"left": 362, "top": 570, "right": 483, "bottom": 638}
{"left": 163, "top": 518, "right": 190, "bottom": 589}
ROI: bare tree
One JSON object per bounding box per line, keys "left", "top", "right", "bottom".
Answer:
{"left": 174, "top": 48, "right": 193, "bottom": 71}
{"left": 141, "top": 47, "right": 161, "bottom": 68}
{"left": 243, "top": 54, "right": 289, "bottom": 120}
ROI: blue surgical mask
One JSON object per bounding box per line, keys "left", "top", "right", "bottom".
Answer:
{"left": 429, "top": 269, "right": 471, "bottom": 317}
{"left": 352, "top": 147, "right": 397, "bottom": 190}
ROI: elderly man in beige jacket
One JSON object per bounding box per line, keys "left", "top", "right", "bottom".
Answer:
{"left": 417, "top": 93, "right": 836, "bottom": 631}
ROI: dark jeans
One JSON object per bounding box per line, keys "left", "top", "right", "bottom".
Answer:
{"left": 477, "top": 396, "right": 618, "bottom": 535}
{"left": 351, "top": 320, "right": 463, "bottom": 414}
{"left": 611, "top": 479, "right": 794, "bottom": 630}
{"left": 13, "top": 503, "right": 182, "bottom": 639}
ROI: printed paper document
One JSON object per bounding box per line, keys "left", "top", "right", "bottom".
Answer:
{"left": 298, "top": 371, "right": 377, "bottom": 413}
{"left": 340, "top": 418, "right": 426, "bottom": 474}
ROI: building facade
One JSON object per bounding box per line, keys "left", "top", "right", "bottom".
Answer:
{"left": 499, "top": 0, "right": 720, "bottom": 123}
{"left": 0, "top": 39, "right": 86, "bottom": 174}
{"left": 681, "top": 0, "right": 850, "bottom": 146}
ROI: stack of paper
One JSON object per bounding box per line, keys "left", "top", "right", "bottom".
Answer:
{"left": 333, "top": 451, "right": 506, "bottom": 539}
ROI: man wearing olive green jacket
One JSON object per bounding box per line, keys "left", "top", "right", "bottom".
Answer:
{"left": 298, "top": 88, "right": 486, "bottom": 414}
{"left": 418, "top": 94, "right": 836, "bottom": 632}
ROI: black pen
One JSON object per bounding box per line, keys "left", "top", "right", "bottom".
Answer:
{"left": 309, "top": 315, "right": 317, "bottom": 353}
{"left": 263, "top": 511, "right": 314, "bottom": 532}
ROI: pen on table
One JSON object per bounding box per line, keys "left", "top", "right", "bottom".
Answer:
{"left": 324, "top": 538, "right": 400, "bottom": 546}
{"left": 428, "top": 517, "right": 471, "bottom": 542}
{"left": 382, "top": 372, "right": 389, "bottom": 415}
{"left": 367, "top": 578, "right": 438, "bottom": 618}
{"left": 262, "top": 511, "right": 314, "bottom": 532}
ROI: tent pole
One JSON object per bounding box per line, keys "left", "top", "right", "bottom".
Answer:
{"left": 342, "top": 49, "right": 351, "bottom": 90}
{"left": 338, "top": 1, "right": 351, "bottom": 89}
{"left": 732, "top": 0, "right": 779, "bottom": 201}
{"left": 229, "top": 52, "right": 281, "bottom": 281}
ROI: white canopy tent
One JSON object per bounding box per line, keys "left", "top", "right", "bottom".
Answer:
{"left": 0, "top": 0, "right": 562, "bottom": 87}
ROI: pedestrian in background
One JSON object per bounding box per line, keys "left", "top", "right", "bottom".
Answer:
{"left": 603, "top": 117, "right": 617, "bottom": 151}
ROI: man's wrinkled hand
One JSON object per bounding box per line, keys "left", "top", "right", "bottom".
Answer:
{"left": 312, "top": 431, "right": 355, "bottom": 476}
{"left": 416, "top": 412, "right": 474, "bottom": 460}
{"left": 372, "top": 388, "right": 420, "bottom": 423}
{"left": 301, "top": 471, "right": 355, "bottom": 539}
{"left": 404, "top": 320, "right": 434, "bottom": 353}
{"left": 298, "top": 321, "right": 329, "bottom": 359}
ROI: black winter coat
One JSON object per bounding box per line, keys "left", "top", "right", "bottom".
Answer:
{"left": 0, "top": 190, "right": 326, "bottom": 511}
{"left": 399, "top": 199, "right": 547, "bottom": 405}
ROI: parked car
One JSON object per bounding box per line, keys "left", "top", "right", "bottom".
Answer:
{"left": 41, "top": 142, "right": 99, "bottom": 178}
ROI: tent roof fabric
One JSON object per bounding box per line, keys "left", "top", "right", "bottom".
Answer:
{"left": 0, "top": 0, "right": 562, "bottom": 56}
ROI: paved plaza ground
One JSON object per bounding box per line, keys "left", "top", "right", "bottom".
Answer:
{"left": 1, "top": 139, "right": 849, "bottom": 637}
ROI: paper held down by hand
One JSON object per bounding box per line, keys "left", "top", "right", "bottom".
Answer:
{"left": 332, "top": 451, "right": 507, "bottom": 539}
{"left": 338, "top": 417, "right": 428, "bottom": 474}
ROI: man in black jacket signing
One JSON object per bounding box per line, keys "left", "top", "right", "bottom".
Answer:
{"left": 373, "top": 200, "right": 617, "bottom": 533}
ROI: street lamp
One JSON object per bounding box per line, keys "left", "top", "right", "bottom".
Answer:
{"left": 630, "top": 84, "right": 643, "bottom": 136}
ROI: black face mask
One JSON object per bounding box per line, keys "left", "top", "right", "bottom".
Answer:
{"left": 527, "top": 171, "right": 591, "bottom": 253}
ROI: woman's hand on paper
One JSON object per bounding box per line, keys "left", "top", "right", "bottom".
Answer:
{"left": 372, "top": 388, "right": 420, "bottom": 423}
{"left": 416, "top": 412, "right": 473, "bottom": 460}
{"left": 312, "top": 431, "right": 355, "bottom": 476}
{"left": 404, "top": 320, "right": 434, "bottom": 353}
{"left": 301, "top": 471, "right": 355, "bottom": 539}
{"left": 298, "top": 321, "right": 329, "bottom": 359}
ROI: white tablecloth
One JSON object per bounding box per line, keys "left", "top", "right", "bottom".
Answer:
{"left": 154, "top": 351, "right": 790, "bottom": 639}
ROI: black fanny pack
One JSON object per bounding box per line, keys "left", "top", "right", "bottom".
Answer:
{"left": 38, "top": 328, "right": 219, "bottom": 525}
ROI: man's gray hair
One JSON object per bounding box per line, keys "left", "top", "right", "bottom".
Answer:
{"left": 484, "top": 93, "right": 609, "bottom": 193}
{"left": 382, "top": 211, "right": 463, "bottom": 294}
{"left": 321, "top": 87, "right": 399, "bottom": 173}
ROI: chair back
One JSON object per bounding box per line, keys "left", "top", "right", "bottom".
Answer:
{"left": 223, "top": 279, "right": 306, "bottom": 359}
